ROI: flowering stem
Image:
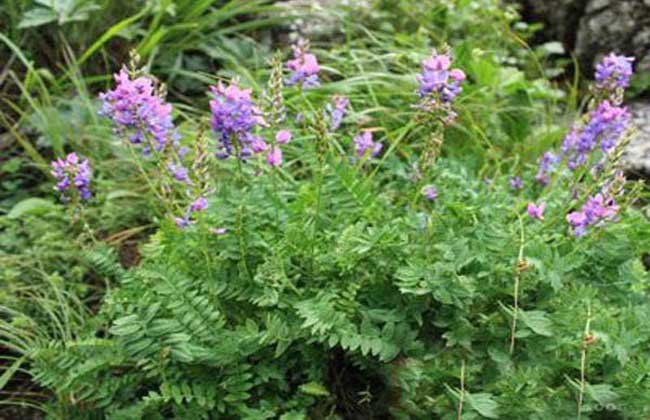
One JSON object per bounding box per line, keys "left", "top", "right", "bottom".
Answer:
{"left": 577, "top": 303, "right": 593, "bottom": 420}
{"left": 509, "top": 214, "right": 526, "bottom": 354}
{"left": 230, "top": 138, "right": 253, "bottom": 280}
{"left": 310, "top": 157, "right": 325, "bottom": 271}
{"left": 271, "top": 166, "right": 282, "bottom": 230}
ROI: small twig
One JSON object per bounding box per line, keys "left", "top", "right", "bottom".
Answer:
{"left": 104, "top": 224, "right": 154, "bottom": 245}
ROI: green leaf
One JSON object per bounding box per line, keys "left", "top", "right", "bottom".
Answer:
{"left": 279, "top": 411, "right": 307, "bottom": 420}
{"left": 587, "top": 383, "right": 619, "bottom": 406}
{"left": 519, "top": 310, "right": 553, "bottom": 337}
{"left": 299, "top": 382, "right": 330, "bottom": 397}
{"left": 539, "top": 41, "right": 565, "bottom": 55}
{"left": 18, "top": 8, "right": 58, "bottom": 28}
{"left": 0, "top": 357, "right": 25, "bottom": 391}
{"left": 466, "top": 392, "right": 499, "bottom": 418}
{"left": 8, "top": 197, "right": 57, "bottom": 219}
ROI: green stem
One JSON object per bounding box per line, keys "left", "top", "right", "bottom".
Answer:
{"left": 232, "top": 139, "right": 252, "bottom": 281}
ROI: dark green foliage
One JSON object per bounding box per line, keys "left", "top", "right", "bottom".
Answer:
{"left": 15, "top": 154, "right": 648, "bottom": 418}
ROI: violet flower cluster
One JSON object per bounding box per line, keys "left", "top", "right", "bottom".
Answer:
{"left": 328, "top": 95, "right": 349, "bottom": 131}
{"left": 595, "top": 53, "right": 634, "bottom": 92}
{"left": 561, "top": 100, "right": 631, "bottom": 170}
{"left": 51, "top": 153, "right": 92, "bottom": 201}
{"left": 417, "top": 50, "right": 466, "bottom": 106}
{"left": 99, "top": 68, "right": 176, "bottom": 153}
{"left": 535, "top": 53, "right": 634, "bottom": 186}
{"left": 209, "top": 81, "right": 267, "bottom": 160}
{"left": 286, "top": 41, "right": 320, "bottom": 89}
{"left": 353, "top": 130, "right": 382, "bottom": 159}
{"left": 566, "top": 193, "right": 619, "bottom": 237}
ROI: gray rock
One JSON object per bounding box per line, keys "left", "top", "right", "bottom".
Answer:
{"left": 517, "top": 0, "right": 650, "bottom": 74}
{"left": 622, "top": 101, "right": 650, "bottom": 178}
{"left": 275, "top": 0, "right": 371, "bottom": 39}
{"left": 576, "top": 0, "right": 650, "bottom": 74}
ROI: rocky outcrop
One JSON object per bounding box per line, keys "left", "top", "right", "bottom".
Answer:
{"left": 519, "top": 0, "right": 650, "bottom": 74}
{"left": 622, "top": 102, "right": 650, "bottom": 178}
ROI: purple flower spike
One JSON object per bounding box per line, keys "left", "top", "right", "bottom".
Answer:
{"left": 595, "top": 53, "right": 634, "bottom": 91}
{"left": 276, "top": 130, "right": 292, "bottom": 145}
{"left": 267, "top": 146, "right": 283, "bottom": 167}
{"left": 286, "top": 40, "right": 320, "bottom": 89}
{"left": 417, "top": 49, "right": 465, "bottom": 102}
{"left": 527, "top": 202, "right": 545, "bottom": 221}
{"left": 99, "top": 68, "right": 176, "bottom": 152}
{"left": 209, "top": 80, "right": 266, "bottom": 160}
{"left": 51, "top": 153, "right": 92, "bottom": 201}
{"left": 561, "top": 100, "right": 631, "bottom": 170}
{"left": 353, "top": 130, "right": 382, "bottom": 159}
{"left": 422, "top": 185, "right": 438, "bottom": 201}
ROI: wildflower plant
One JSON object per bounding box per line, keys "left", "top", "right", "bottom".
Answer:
{"left": 13, "top": 29, "right": 650, "bottom": 419}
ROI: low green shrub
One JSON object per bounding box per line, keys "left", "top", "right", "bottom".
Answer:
{"left": 7, "top": 42, "right": 649, "bottom": 419}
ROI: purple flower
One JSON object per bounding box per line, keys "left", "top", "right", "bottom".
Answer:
{"left": 267, "top": 146, "right": 283, "bottom": 167}
{"left": 190, "top": 196, "right": 208, "bottom": 213}
{"left": 210, "top": 227, "right": 228, "bottom": 235}
{"left": 99, "top": 68, "right": 176, "bottom": 152}
{"left": 178, "top": 147, "right": 189, "bottom": 158}
{"left": 286, "top": 40, "right": 320, "bottom": 89}
{"left": 167, "top": 163, "right": 190, "bottom": 184}
{"left": 527, "top": 202, "right": 545, "bottom": 221}
{"left": 535, "top": 151, "right": 560, "bottom": 186}
{"left": 561, "top": 100, "right": 631, "bottom": 169}
{"left": 328, "top": 95, "right": 349, "bottom": 130}
{"left": 50, "top": 153, "right": 92, "bottom": 201}
{"left": 353, "top": 130, "right": 382, "bottom": 159}
{"left": 209, "top": 80, "right": 266, "bottom": 160}
{"left": 422, "top": 185, "right": 438, "bottom": 201}
{"left": 595, "top": 53, "right": 634, "bottom": 91}
{"left": 417, "top": 50, "right": 465, "bottom": 102}
{"left": 566, "top": 193, "right": 619, "bottom": 237}
{"left": 250, "top": 136, "right": 269, "bottom": 153}
{"left": 276, "top": 130, "right": 292, "bottom": 145}
{"left": 175, "top": 216, "right": 191, "bottom": 229}
{"left": 509, "top": 176, "right": 523, "bottom": 190}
